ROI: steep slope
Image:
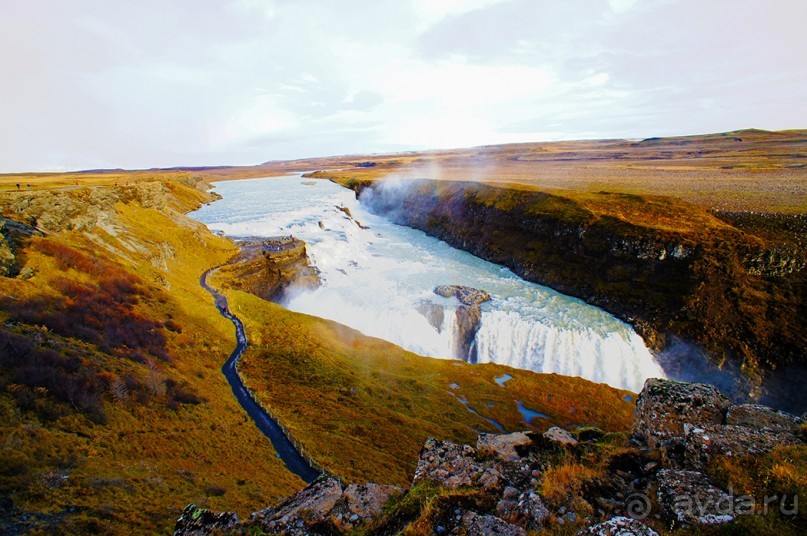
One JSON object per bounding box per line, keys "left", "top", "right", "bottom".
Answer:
{"left": 0, "top": 178, "right": 302, "bottom": 533}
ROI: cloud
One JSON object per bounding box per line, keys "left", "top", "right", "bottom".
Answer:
{"left": 0, "top": 0, "right": 805, "bottom": 172}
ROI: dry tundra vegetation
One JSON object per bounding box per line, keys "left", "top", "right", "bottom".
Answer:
{"left": 0, "top": 129, "right": 805, "bottom": 533}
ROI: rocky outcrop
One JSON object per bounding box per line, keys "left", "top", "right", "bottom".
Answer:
{"left": 726, "top": 403, "right": 804, "bottom": 432}
{"left": 579, "top": 516, "right": 658, "bottom": 536}
{"left": 476, "top": 432, "right": 532, "bottom": 461}
{"left": 176, "top": 380, "right": 804, "bottom": 535}
{"left": 631, "top": 378, "right": 804, "bottom": 472}
{"left": 349, "top": 178, "right": 806, "bottom": 411}
{"left": 434, "top": 285, "right": 491, "bottom": 306}
{"left": 656, "top": 469, "right": 737, "bottom": 525}
{"left": 175, "top": 504, "right": 239, "bottom": 535}
{"left": 177, "top": 477, "right": 403, "bottom": 535}
{"left": 432, "top": 285, "right": 491, "bottom": 361}
{"left": 0, "top": 217, "right": 40, "bottom": 277}
{"left": 220, "top": 237, "right": 320, "bottom": 303}
{"left": 4, "top": 183, "right": 168, "bottom": 233}
{"left": 683, "top": 424, "right": 800, "bottom": 470}
{"left": 631, "top": 378, "right": 730, "bottom": 450}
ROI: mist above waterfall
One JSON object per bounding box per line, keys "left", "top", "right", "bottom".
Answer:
{"left": 191, "top": 174, "right": 666, "bottom": 393}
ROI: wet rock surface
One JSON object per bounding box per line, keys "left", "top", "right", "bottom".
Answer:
{"left": 431, "top": 285, "right": 492, "bottom": 361}
{"left": 434, "top": 284, "right": 492, "bottom": 306}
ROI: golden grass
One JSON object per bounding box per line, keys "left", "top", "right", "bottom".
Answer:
{"left": 207, "top": 272, "right": 635, "bottom": 487}
{"left": 0, "top": 182, "right": 302, "bottom": 533}
{"left": 540, "top": 462, "right": 602, "bottom": 506}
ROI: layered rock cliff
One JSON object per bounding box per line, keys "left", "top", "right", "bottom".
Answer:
{"left": 342, "top": 178, "right": 805, "bottom": 410}
{"left": 214, "top": 236, "right": 320, "bottom": 303}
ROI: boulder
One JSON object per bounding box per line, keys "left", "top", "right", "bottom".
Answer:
{"left": 543, "top": 426, "right": 579, "bottom": 447}
{"left": 175, "top": 504, "right": 239, "bottom": 535}
{"left": 726, "top": 404, "right": 803, "bottom": 433}
{"left": 656, "top": 469, "right": 738, "bottom": 526}
{"left": 413, "top": 438, "right": 485, "bottom": 490}
{"left": 249, "top": 475, "right": 343, "bottom": 534}
{"left": 326, "top": 483, "right": 404, "bottom": 532}
{"left": 496, "top": 490, "right": 550, "bottom": 530}
{"left": 683, "top": 424, "right": 800, "bottom": 470}
{"left": 477, "top": 432, "right": 533, "bottom": 461}
{"left": 413, "top": 437, "right": 539, "bottom": 496}
{"left": 577, "top": 516, "right": 659, "bottom": 536}
{"left": 460, "top": 511, "right": 527, "bottom": 536}
{"left": 632, "top": 379, "right": 729, "bottom": 450}
{"left": 434, "top": 285, "right": 491, "bottom": 306}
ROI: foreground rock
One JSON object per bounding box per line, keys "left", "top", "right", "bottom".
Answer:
{"left": 175, "top": 505, "right": 239, "bottom": 535}
{"left": 177, "top": 476, "right": 403, "bottom": 535}
{"left": 578, "top": 516, "right": 659, "bottom": 536}
{"left": 683, "top": 423, "right": 800, "bottom": 470}
{"left": 656, "top": 469, "right": 738, "bottom": 525}
{"left": 631, "top": 378, "right": 729, "bottom": 450}
{"left": 177, "top": 379, "right": 804, "bottom": 535}
{"left": 726, "top": 403, "right": 804, "bottom": 432}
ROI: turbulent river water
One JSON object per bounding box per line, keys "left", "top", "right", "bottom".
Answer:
{"left": 191, "top": 174, "right": 665, "bottom": 393}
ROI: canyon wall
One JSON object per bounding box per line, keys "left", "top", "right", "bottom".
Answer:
{"left": 345, "top": 179, "right": 805, "bottom": 411}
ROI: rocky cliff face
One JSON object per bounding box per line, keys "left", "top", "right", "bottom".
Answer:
{"left": 347, "top": 179, "right": 806, "bottom": 411}
{"left": 0, "top": 217, "right": 40, "bottom": 277}
{"left": 6, "top": 182, "right": 169, "bottom": 232}
{"left": 175, "top": 378, "right": 806, "bottom": 535}
{"left": 217, "top": 237, "right": 320, "bottom": 303}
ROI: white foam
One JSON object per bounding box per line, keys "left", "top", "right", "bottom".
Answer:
{"left": 191, "top": 174, "right": 665, "bottom": 392}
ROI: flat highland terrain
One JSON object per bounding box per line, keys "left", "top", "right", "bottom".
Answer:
{"left": 2, "top": 129, "right": 805, "bottom": 213}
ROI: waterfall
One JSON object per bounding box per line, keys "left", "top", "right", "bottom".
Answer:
{"left": 190, "top": 174, "right": 666, "bottom": 394}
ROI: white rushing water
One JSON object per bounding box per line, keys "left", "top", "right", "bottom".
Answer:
{"left": 190, "top": 174, "right": 665, "bottom": 392}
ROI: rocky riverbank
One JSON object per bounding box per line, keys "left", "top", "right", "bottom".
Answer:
{"left": 340, "top": 178, "right": 805, "bottom": 412}
{"left": 176, "top": 378, "right": 806, "bottom": 535}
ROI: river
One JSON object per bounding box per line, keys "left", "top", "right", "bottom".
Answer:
{"left": 190, "top": 174, "right": 665, "bottom": 393}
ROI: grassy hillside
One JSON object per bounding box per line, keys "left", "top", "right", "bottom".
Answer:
{"left": 207, "top": 275, "right": 636, "bottom": 487}
{"left": 0, "top": 177, "right": 303, "bottom": 533}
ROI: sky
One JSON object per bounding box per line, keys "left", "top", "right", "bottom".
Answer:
{"left": 0, "top": 0, "right": 805, "bottom": 172}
